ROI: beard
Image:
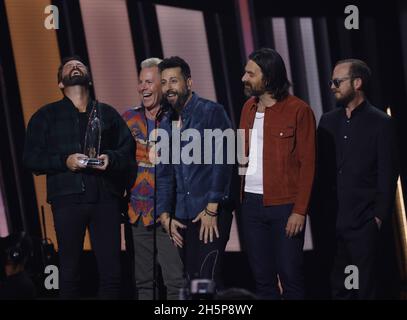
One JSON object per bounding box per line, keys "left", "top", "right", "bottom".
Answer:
{"left": 164, "top": 87, "right": 190, "bottom": 114}
{"left": 62, "top": 70, "right": 91, "bottom": 87}
{"left": 243, "top": 82, "right": 265, "bottom": 97}
{"left": 334, "top": 89, "right": 356, "bottom": 108}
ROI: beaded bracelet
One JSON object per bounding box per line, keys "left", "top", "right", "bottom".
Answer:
{"left": 205, "top": 208, "right": 219, "bottom": 217}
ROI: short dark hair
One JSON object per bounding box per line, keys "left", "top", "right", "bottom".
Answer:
{"left": 158, "top": 56, "right": 191, "bottom": 81}
{"left": 57, "top": 55, "right": 88, "bottom": 83}
{"left": 248, "top": 48, "right": 291, "bottom": 101}
{"left": 335, "top": 58, "right": 371, "bottom": 91}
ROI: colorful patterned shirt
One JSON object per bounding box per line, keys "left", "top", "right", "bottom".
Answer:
{"left": 122, "top": 106, "right": 157, "bottom": 226}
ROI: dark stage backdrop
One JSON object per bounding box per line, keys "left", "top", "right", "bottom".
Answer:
{"left": 1, "top": 0, "right": 406, "bottom": 298}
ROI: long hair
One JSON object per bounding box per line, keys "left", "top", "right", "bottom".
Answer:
{"left": 249, "top": 48, "right": 291, "bottom": 101}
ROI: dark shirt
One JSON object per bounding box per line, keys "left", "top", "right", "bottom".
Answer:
{"left": 156, "top": 93, "right": 233, "bottom": 219}
{"left": 337, "top": 101, "right": 367, "bottom": 167}
{"left": 23, "top": 96, "right": 135, "bottom": 203}
{"left": 51, "top": 111, "right": 112, "bottom": 208}
{"left": 317, "top": 101, "right": 399, "bottom": 230}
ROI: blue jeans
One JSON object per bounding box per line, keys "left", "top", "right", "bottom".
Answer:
{"left": 241, "top": 192, "right": 305, "bottom": 299}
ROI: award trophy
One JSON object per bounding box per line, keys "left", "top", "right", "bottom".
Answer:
{"left": 82, "top": 101, "right": 104, "bottom": 167}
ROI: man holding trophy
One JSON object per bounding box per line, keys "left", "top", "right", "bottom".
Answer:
{"left": 23, "top": 56, "right": 135, "bottom": 299}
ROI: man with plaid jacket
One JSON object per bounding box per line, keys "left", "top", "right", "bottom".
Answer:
{"left": 23, "top": 56, "right": 134, "bottom": 299}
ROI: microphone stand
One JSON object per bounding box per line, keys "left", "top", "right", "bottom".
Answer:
{"left": 173, "top": 107, "right": 190, "bottom": 300}
{"left": 152, "top": 104, "right": 191, "bottom": 300}
{"left": 152, "top": 112, "right": 158, "bottom": 300}
{"left": 152, "top": 104, "right": 167, "bottom": 300}
{"left": 153, "top": 159, "right": 157, "bottom": 301}
{"left": 172, "top": 107, "right": 190, "bottom": 300}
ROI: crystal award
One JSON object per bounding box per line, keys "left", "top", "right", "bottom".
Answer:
{"left": 82, "top": 101, "right": 104, "bottom": 167}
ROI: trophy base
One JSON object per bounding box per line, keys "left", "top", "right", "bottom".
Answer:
{"left": 86, "top": 158, "right": 104, "bottom": 167}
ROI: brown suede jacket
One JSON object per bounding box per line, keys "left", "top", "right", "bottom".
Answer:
{"left": 239, "top": 94, "right": 316, "bottom": 215}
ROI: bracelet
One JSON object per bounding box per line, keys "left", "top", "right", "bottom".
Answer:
{"left": 205, "top": 207, "right": 218, "bottom": 215}
{"left": 205, "top": 208, "right": 219, "bottom": 217}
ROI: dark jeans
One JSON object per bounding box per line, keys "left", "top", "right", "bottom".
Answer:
{"left": 178, "top": 208, "right": 233, "bottom": 289}
{"left": 331, "top": 218, "right": 380, "bottom": 300}
{"left": 241, "top": 192, "right": 305, "bottom": 300}
{"left": 131, "top": 220, "right": 184, "bottom": 300}
{"left": 51, "top": 201, "right": 121, "bottom": 299}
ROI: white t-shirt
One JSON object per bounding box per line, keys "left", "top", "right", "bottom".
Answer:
{"left": 244, "top": 112, "right": 264, "bottom": 194}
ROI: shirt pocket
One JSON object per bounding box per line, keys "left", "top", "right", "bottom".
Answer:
{"left": 269, "top": 126, "right": 295, "bottom": 138}
{"left": 269, "top": 126, "right": 295, "bottom": 153}
{"left": 267, "top": 126, "right": 296, "bottom": 192}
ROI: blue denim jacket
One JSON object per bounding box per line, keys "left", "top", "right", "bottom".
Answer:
{"left": 156, "top": 93, "right": 233, "bottom": 219}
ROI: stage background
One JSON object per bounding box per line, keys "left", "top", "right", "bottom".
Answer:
{"left": 1, "top": 0, "right": 406, "bottom": 298}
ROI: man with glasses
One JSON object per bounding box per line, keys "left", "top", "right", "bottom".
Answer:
{"left": 317, "top": 59, "right": 399, "bottom": 299}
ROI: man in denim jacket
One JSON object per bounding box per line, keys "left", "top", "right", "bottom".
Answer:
{"left": 156, "top": 56, "right": 233, "bottom": 289}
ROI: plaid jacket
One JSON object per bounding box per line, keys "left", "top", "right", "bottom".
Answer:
{"left": 23, "top": 96, "right": 135, "bottom": 203}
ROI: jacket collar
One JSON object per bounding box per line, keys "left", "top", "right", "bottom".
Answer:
{"left": 247, "top": 94, "right": 290, "bottom": 113}
{"left": 135, "top": 104, "right": 165, "bottom": 123}
{"left": 62, "top": 95, "right": 94, "bottom": 113}
{"left": 342, "top": 99, "right": 368, "bottom": 119}
{"left": 181, "top": 92, "right": 199, "bottom": 118}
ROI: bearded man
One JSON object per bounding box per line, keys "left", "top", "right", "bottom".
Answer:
{"left": 317, "top": 59, "right": 399, "bottom": 299}
{"left": 23, "top": 56, "right": 134, "bottom": 299}
{"left": 156, "top": 56, "right": 233, "bottom": 291}
{"left": 238, "top": 48, "right": 316, "bottom": 299}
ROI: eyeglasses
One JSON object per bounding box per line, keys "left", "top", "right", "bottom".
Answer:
{"left": 328, "top": 77, "right": 352, "bottom": 88}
